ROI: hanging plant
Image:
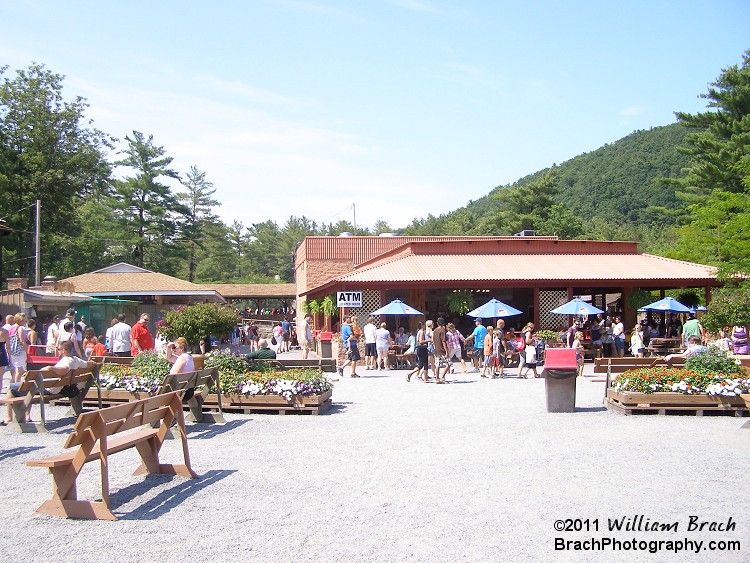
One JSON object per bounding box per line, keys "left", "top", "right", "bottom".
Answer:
{"left": 321, "top": 295, "right": 337, "bottom": 318}
{"left": 627, "top": 289, "right": 654, "bottom": 312}
{"left": 446, "top": 290, "right": 475, "bottom": 315}
{"left": 305, "top": 299, "right": 321, "bottom": 315}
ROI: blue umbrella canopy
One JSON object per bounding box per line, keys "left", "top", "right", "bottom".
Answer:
{"left": 466, "top": 298, "right": 522, "bottom": 318}
{"left": 638, "top": 297, "right": 692, "bottom": 314}
{"left": 371, "top": 299, "right": 423, "bottom": 316}
{"left": 550, "top": 298, "right": 605, "bottom": 316}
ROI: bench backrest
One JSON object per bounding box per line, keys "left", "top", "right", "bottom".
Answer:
{"left": 19, "top": 367, "right": 96, "bottom": 393}
{"left": 91, "top": 356, "right": 134, "bottom": 365}
{"left": 157, "top": 367, "right": 219, "bottom": 395}
{"left": 64, "top": 391, "right": 184, "bottom": 448}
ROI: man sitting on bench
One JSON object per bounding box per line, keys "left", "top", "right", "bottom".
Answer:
{"left": 247, "top": 338, "right": 276, "bottom": 360}
{"left": 4, "top": 340, "right": 96, "bottom": 424}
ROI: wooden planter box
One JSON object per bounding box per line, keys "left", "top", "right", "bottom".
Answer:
{"left": 607, "top": 388, "right": 749, "bottom": 416}
{"left": 84, "top": 388, "right": 333, "bottom": 416}
{"left": 219, "top": 388, "right": 333, "bottom": 415}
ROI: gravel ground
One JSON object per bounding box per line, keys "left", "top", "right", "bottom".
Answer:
{"left": 1, "top": 360, "right": 749, "bottom": 562}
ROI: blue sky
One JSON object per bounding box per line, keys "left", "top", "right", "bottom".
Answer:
{"left": 2, "top": 1, "right": 748, "bottom": 230}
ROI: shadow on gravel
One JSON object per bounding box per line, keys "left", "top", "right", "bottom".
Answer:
{"left": 575, "top": 406, "right": 607, "bottom": 413}
{"left": 0, "top": 445, "right": 45, "bottom": 461}
{"left": 185, "top": 419, "right": 250, "bottom": 439}
{"left": 322, "top": 402, "right": 352, "bottom": 415}
{"left": 113, "top": 469, "right": 237, "bottom": 520}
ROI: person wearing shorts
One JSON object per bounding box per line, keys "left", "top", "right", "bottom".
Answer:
{"left": 363, "top": 316, "right": 378, "bottom": 370}
{"left": 446, "top": 323, "right": 467, "bottom": 373}
{"left": 406, "top": 326, "right": 430, "bottom": 382}
{"left": 337, "top": 316, "right": 360, "bottom": 378}
{"left": 431, "top": 317, "right": 450, "bottom": 384}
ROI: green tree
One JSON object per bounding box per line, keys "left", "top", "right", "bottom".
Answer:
{"left": 0, "top": 63, "right": 113, "bottom": 281}
{"left": 702, "top": 282, "right": 750, "bottom": 333}
{"left": 112, "top": 131, "right": 186, "bottom": 270}
{"left": 669, "top": 51, "right": 750, "bottom": 273}
{"left": 175, "top": 165, "right": 221, "bottom": 282}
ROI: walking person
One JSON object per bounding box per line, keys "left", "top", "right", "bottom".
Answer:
{"left": 363, "top": 316, "right": 378, "bottom": 370}
{"left": 612, "top": 316, "right": 626, "bottom": 358}
{"left": 406, "top": 323, "right": 430, "bottom": 382}
{"left": 480, "top": 324, "right": 494, "bottom": 379}
{"left": 337, "top": 316, "right": 361, "bottom": 378}
{"left": 465, "top": 318, "right": 487, "bottom": 373}
{"left": 446, "top": 323, "right": 467, "bottom": 373}
{"left": 375, "top": 322, "right": 392, "bottom": 370}
{"left": 432, "top": 317, "right": 450, "bottom": 383}
{"left": 301, "top": 314, "right": 314, "bottom": 359}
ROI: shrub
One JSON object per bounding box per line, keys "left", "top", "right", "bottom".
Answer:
{"left": 159, "top": 303, "right": 240, "bottom": 350}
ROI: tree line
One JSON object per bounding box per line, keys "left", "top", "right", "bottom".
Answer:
{"left": 1, "top": 50, "right": 749, "bottom": 286}
{"left": 0, "top": 64, "right": 393, "bottom": 285}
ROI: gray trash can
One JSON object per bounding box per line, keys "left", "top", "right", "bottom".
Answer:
{"left": 543, "top": 368, "right": 577, "bottom": 412}
{"left": 542, "top": 348, "right": 578, "bottom": 413}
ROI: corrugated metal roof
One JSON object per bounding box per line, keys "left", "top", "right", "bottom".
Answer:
{"left": 315, "top": 252, "right": 717, "bottom": 288}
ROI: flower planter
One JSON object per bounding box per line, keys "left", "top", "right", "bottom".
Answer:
{"left": 606, "top": 388, "right": 750, "bottom": 416}
{"left": 219, "top": 388, "right": 333, "bottom": 415}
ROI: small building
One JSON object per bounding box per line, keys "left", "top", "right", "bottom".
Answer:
{"left": 294, "top": 235, "right": 719, "bottom": 333}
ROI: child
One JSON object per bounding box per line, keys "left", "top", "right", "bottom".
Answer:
{"left": 572, "top": 331, "right": 585, "bottom": 377}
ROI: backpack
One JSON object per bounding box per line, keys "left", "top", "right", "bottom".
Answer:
{"left": 9, "top": 327, "right": 24, "bottom": 355}
{"left": 516, "top": 337, "right": 526, "bottom": 352}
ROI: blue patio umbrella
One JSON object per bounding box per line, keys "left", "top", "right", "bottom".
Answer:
{"left": 371, "top": 299, "right": 424, "bottom": 334}
{"left": 550, "top": 298, "right": 605, "bottom": 316}
{"left": 638, "top": 296, "right": 692, "bottom": 314}
{"left": 371, "top": 299, "right": 423, "bottom": 316}
{"left": 466, "top": 298, "right": 522, "bottom": 319}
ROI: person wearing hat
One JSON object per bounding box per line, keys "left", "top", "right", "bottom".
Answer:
{"left": 58, "top": 308, "right": 76, "bottom": 336}
{"left": 464, "top": 318, "right": 487, "bottom": 373}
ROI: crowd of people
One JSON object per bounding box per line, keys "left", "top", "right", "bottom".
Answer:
{"left": 334, "top": 315, "right": 547, "bottom": 383}
{"left": 329, "top": 309, "right": 747, "bottom": 382}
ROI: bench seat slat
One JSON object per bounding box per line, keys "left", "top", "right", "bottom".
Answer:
{"left": 28, "top": 428, "right": 160, "bottom": 468}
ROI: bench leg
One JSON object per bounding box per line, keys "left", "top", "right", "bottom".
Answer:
{"left": 36, "top": 499, "right": 116, "bottom": 521}
{"left": 132, "top": 438, "right": 199, "bottom": 479}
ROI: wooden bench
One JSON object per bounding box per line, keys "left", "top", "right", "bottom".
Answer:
{"left": 91, "top": 355, "right": 134, "bottom": 366}
{"left": 0, "top": 366, "right": 99, "bottom": 433}
{"left": 248, "top": 358, "right": 337, "bottom": 372}
{"left": 26, "top": 390, "right": 198, "bottom": 521}
{"left": 593, "top": 357, "right": 686, "bottom": 374}
{"left": 157, "top": 367, "right": 225, "bottom": 423}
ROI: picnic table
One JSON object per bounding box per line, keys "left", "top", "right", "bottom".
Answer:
{"left": 646, "top": 337, "right": 684, "bottom": 356}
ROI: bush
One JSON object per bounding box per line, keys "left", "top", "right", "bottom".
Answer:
{"left": 702, "top": 282, "right": 750, "bottom": 333}
{"left": 159, "top": 303, "right": 240, "bottom": 350}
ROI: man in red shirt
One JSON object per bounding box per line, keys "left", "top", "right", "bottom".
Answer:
{"left": 130, "top": 313, "right": 154, "bottom": 356}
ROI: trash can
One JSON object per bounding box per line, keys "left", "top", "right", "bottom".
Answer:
{"left": 542, "top": 348, "right": 578, "bottom": 413}
{"left": 317, "top": 331, "right": 333, "bottom": 358}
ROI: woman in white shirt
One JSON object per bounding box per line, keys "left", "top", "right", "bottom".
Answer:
{"left": 166, "top": 337, "right": 195, "bottom": 374}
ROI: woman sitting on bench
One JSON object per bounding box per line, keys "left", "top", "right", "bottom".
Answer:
{"left": 165, "top": 337, "right": 195, "bottom": 374}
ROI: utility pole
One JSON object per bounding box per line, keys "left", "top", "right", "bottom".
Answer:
{"left": 353, "top": 203, "right": 356, "bottom": 233}
{"left": 35, "top": 199, "right": 41, "bottom": 286}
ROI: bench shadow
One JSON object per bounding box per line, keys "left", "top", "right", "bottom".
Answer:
{"left": 321, "top": 402, "right": 350, "bottom": 415}
{"left": 184, "top": 419, "right": 250, "bottom": 439}
{"left": 0, "top": 445, "right": 45, "bottom": 461}
{"left": 114, "top": 469, "right": 237, "bottom": 520}
{"left": 575, "top": 406, "right": 608, "bottom": 413}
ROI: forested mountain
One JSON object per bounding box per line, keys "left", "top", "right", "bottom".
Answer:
{"left": 402, "top": 123, "right": 691, "bottom": 249}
